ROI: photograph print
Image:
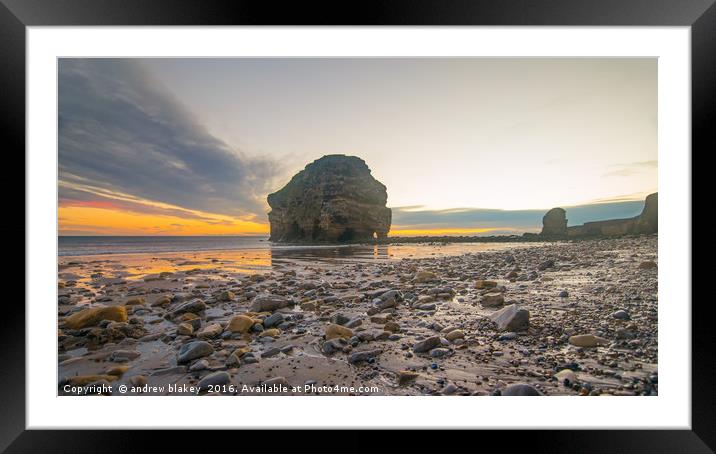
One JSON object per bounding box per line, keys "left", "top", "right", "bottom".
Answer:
{"left": 57, "top": 57, "right": 658, "bottom": 397}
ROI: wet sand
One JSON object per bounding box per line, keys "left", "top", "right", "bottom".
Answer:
{"left": 57, "top": 236, "right": 657, "bottom": 396}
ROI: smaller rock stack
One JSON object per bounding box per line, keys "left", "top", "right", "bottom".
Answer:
{"left": 540, "top": 208, "right": 568, "bottom": 237}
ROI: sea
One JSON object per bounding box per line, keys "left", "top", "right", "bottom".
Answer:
{"left": 57, "top": 235, "right": 540, "bottom": 260}
{"left": 58, "top": 235, "right": 272, "bottom": 257}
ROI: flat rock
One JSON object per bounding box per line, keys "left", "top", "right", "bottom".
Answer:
{"left": 475, "top": 280, "right": 497, "bottom": 289}
{"left": 325, "top": 324, "right": 353, "bottom": 340}
{"left": 413, "top": 336, "right": 441, "bottom": 353}
{"left": 177, "top": 341, "right": 214, "bottom": 363}
{"left": 568, "top": 334, "right": 609, "bottom": 348}
{"left": 109, "top": 350, "right": 140, "bottom": 362}
{"left": 171, "top": 299, "right": 206, "bottom": 316}
{"left": 64, "top": 306, "right": 127, "bottom": 329}
{"left": 124, "top": 297, "right": 145, "bottom": 306}
{"left": 250, "top": 295, "right": 292, "bottom": 312}
{"left": 481, "top": 292, "right": 505, "bottom": 308}
{"left": 490, "top": 304, "right": 530, "bottom": 332}
{"left": 261, "top": 347, "right": 281, "bottom": 358}
{"left": 196, "top": 323, "right": 222, "bottom": 339}
{"left": 348, "top": 349, "right": 382, "bottom": 364}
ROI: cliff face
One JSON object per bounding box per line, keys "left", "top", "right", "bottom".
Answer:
{"left": 267, "top": 155, "right": 392, "bottom": 243}
{"left": 567, "top": 218, "right": 638, "bottom": 237}
{"left": 537, "top": 192, "right": 658, "bottom": 239}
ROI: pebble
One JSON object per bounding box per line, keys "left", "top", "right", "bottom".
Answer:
{"left": 445, "top": 329, "right": 465, "bottom": 341}
{"left": 106, "top": 365, "right": 129, "bottom": 376}
{"left": 226, "top": 315, "right": 254, "bottom": 333}
{"left": 130, "top": 375, "right": 147, "bottom": 387}
{"left": 430, "top": 348, "right": 450, "bottom": 358}
{"left": 414, "top": 270, "right": 438, "bottom": 283}
{"left": 384, "top": 321, "right": 401, "bottom": 333}
{"left": 250, "top": 295, "right": 292, "bottom": 312}
{"left": 498, "top": 332, "right": 518, "bottom": 341}
{"left": 325, "top": 324, "right": 354, "bottom": 340}
{"left": 554, "top": 369, "right": 578, "bottom": 385}
{"left": 638, "top": 261, "right": 657, "bottom": 269}
{"left": 124, "top": 297, "right": 146, "bottom": 306}
{"left": 171, "top": 299, "right": 207, "bottom": 316}
{"left": 441, "top": 383, "right": 458, "bottom": 395}
{"left": 189, "top": 359, "right": 209, "bottom": 371}
{"left": 490, "top": 304, "right": 530, "bottom": 331}
{"left": 481, "top": 292, "right": 505, "bottom": 308}
{"left": 348, "top": 349, "right": 382, "bottom": 364}
{"left": 260, "top": 328, "right": 281, "bottom": 338}
{"left": 198, "top": 371, "right": 230, "bottom": 392}
{"left": 330, "top": 313, "right": 350, "bottom": 326}
{"left": 501, "top": 383, "right": 542, "bottom": 396}
{"left": 413, "top": 336, "right": 441, "bottom": 353}
{"left": 63, "top": 306, "right": 128, "bottom": 329}
{"left": 261, "top": 347, "right": 281, "bottom": 358}
{"left": 219, "top": 290, "right": 235, "bottom": 302}
{"left": 196, "top": 323, "right": 222, "bottom": 339}
{"left": 109, "top": 350, "right": 140, "bottom": 362}
{"left": 475, "top": 280, "right": 498, "bottom": 289}
{"left": 397, "top": 370, "right": 419, "bottom": 386}
{"left": 177, "top": 341, "right": 214, "bottom": 363}
{"left": 568, "top": 334, "right": 609, "bottom": 348}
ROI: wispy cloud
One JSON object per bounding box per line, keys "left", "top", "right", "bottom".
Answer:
{"left": 59, "top": 59, "right": 283, "bottom": 219}
{"left": 603, "top": 160, "right": 657, "bottom": 177}
{"left": 586, "top": 191, "right": 656, "bottom": 204}
{"left": 59, "top": 185, "right": 224, "bottom": 222}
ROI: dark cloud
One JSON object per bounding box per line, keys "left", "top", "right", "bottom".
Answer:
{"left": 59, "top": 59, "right": 282, "bottom": 218}
{"left": 391, "top": 200, "right": 646, "bottom": 232}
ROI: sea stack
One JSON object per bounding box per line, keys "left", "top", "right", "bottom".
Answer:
{"left": 267, "top": 155, "right": 392, "bottom": 243}
{"left": 634, "top": 192, "right": 658, "bottom": 234}
{"left": 540, "top": 208, "right": 568, "bottom": 236}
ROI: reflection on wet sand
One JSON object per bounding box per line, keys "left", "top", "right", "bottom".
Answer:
{"left": 58, "top": 242, "right": 544, "bottom": 284}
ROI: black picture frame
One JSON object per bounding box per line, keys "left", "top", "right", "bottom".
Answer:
{"left": 4, "top": 0, "right": 709, "bottom": 451}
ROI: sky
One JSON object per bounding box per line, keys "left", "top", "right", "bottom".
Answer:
{"left": 58, "top": 58, "right": 657, "bottom": 236}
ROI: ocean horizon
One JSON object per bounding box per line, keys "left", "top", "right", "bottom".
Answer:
{"left": 58, "top": 235, "right": 273, "bottom": 256}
